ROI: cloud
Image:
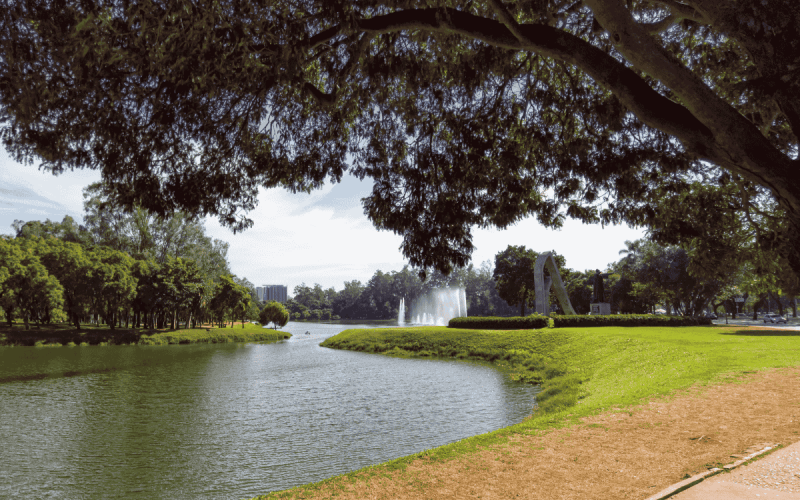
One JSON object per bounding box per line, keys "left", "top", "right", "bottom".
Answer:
{"left": 1, "top": 150, "right": 645, "bottom": 294}
{"left": 205, "top": 179, "right": 408, "bottom": 292}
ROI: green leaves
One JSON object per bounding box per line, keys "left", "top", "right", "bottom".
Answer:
{"left": 259, "top": 301, "right": 289, "bottom": 329}
{"left": 3, "top": 0, "right": 799, "bottom": 278}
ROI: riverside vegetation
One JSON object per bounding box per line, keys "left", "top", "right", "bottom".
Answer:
{"left": 254, "top": 323, "right": 800, "bottom": 499}
{"left": 0, "top": 321, "right": 289, "bottom": 346}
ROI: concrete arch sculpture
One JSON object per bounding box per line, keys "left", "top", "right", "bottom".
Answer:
{"left": 534, "top": 252, "right": 576, "bottom": 315}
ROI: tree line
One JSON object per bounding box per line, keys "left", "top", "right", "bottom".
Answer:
{"left": 490, "top": 239, "right": 799, "bottom": 319}
{"left": 286, "top": 237, "right": 799, "bottom": 323}
{"left": 284, "top": 265, "right": 520, "bottom": 322}
{"left": 0, "top": 185, "right": 263, "bottom": 330}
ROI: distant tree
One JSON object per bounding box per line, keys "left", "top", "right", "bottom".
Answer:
{"left": 493, "top": 245, "right": 536, "bottom": 316}
{"left": 210, "top": 275, "right": 249, "bottom": 328}
{"left": 363, "top": 271, "right": 395, "bottom": 319}
{"left": 562, "top": 269, "right": 594, "bottom": 315}
{"left": 259, "top": 301, "right": 289, "bottom": 330}
{"left": 25, "top": 237, "right": 94, "bottom": 329}
{"left": 157, "top": 257, "right": 205, "bottom": 329}
{"left": 628, "top": 242, "right": 722, "bottom": 316}
{"left": 12, "top": 216, "right": 88, "bottom": 244}
{"left": 1, "top": 239, "right": 63, "bottom": 328}
{"left": 88, "top": 245, "right": 137, "bottom": 329}
{"left": 331, "top": 280, "right": 366, "bottom": 319}
{"left": 493, "top": 246, "right": 567, "bottom": 316}
{"left": 0, "top": 239, "right": 64, "bottom": 329}
{"left": 0, "top": 240, "right": 25, "bottom": 321}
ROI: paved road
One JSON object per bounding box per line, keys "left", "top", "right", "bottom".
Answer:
{"left": 712, "top": 316, "right": 800, "bottom": 330}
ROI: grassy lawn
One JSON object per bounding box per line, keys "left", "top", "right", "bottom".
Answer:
{"left": 0, "top": 321, "right": 290, "bottom": 346}
{"left": 255, "top": 324, "right": 800, "bottom": 499}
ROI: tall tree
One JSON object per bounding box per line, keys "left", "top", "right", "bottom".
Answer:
{"left": 88, "top": 245, "right": 137, "bottom": 329}
{"left": 3, "top": 1, "right": 799, "bottom": 278}
{"left": 493, "top": 245, "right": 568, "bottom": 316}
{"left": 24, "top": 237, "right": 94, "bottom": 328}
{"left": 0, "top": 238, "right": 64, "bottom": 328}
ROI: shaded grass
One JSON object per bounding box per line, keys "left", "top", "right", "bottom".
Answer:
{"left": 0, "top": 321, "right": 289, "bottom": 346}
{"left": 253, "top": 324, "right": 800, "bottom": 499}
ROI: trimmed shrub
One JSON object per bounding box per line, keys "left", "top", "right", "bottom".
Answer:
{"left": 551, "top": 314, "right": 712, "bottom": 328}
{"left": 448, "top": 315, "right": 549, "bottom": 330}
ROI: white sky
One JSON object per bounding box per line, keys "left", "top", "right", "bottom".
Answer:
{"left": 1, "top": 150, "right": 645, "bottom": 294}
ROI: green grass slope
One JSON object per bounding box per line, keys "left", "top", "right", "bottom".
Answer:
{"left": 254, "top": 325, "right": 800, "bottom": 499}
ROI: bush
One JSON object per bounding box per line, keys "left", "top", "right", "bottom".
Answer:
{"left": 551, "top": 314, "right": 713, "bottom": 328}
{"left": 448, "top": 315, "right": 549, "bottom": 330}
{"left": 259, "top": 301, "right": 290, "bottom": 329}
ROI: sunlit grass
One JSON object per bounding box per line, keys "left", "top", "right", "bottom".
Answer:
{"left": 254, "top": 324, "right": 800, "bottom": 499}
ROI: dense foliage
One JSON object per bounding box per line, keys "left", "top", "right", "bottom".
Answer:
{"left": 493, "top": 246, "right": 568, "bottom": 316}
{"left": 551, "top": 313, "right": 712, "bottom": 327}
{"left": 1, "top": 189, "right": 263, "bottom": 329}
{"left": 2, "top": 0, "right": 798, "bottom": 279}
{"left": 448, "top": 315, "right": 549, "bottom": 330}
{"left": 259, "top": 300, "right": 290, "bottom": 329}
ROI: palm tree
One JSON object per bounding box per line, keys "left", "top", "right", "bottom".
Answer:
{"left": 618, "top": 239, "right": 643, "bottom": 278}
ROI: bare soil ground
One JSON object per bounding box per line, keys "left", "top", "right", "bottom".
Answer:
{"left": 280, "top": 365, "right": 800, "bottom": 499}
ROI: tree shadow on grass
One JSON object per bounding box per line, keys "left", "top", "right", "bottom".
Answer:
{"left": 719, "top": 329, "right": 800, "bottom": 336}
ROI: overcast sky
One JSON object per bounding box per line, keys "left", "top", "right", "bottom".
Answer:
{"left": 1, "top": 150, "right": 645, "bottom": 294}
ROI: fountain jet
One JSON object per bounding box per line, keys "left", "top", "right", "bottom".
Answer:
{"left": 409, "top": 288, "right": 467, "bottom": 326}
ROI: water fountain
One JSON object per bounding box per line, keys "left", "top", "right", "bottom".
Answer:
{"left": 407, "top": 288, "right": 468, "bottom": 326}
{"left": 397, "top": 297, "right": 406, "bottom": 326}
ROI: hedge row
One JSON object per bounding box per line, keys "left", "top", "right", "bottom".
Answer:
{"left": 448, "top": 315, "right": 549, "bottom": 330}
{"left": 551, "top": 314, "right": 713, "bottom": 328}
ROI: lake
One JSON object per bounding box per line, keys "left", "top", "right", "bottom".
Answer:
{"left": 0, "top": 322, "right": 539, "bottom": 500}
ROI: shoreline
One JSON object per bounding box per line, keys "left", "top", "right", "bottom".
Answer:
{"left": 0, "top": 322, "right": 290, "bottom": 346}
{"left": 252, "top": 324, "right": 800, "bottom": 499}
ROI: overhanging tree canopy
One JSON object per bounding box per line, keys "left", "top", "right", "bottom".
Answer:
{"left": 1, "top": 0, "right": 798, "bottom": 275}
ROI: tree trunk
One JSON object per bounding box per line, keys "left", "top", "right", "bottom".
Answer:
{"left": 771, "top": 291, "right": 785, "bottom": 316}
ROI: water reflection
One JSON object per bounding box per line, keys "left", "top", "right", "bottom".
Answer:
{"left": 0, "top": 322, "right": 538, "bottom": 500}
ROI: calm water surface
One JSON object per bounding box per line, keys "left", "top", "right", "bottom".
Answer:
{"left": 0, "top": 322, "right": 539, "bottom": 500}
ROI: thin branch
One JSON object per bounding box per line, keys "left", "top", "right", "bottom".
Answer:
{"left": 487, "top": 0, "right": 527, "bottom": 43}
{"left": 302, "top": 82, "right": 336, "bottom": 108}
{"left": 651, "top": 0, "right": 707, "bottom": 24}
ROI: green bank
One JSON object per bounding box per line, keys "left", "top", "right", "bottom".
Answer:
{"left": 253, "top": 324, "right": 800, "bottom": 499}
{"left": 0, "top": 322, "right": 290, "bottom": 346}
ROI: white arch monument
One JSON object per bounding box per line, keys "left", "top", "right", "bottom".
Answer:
{"left": 534, "top": 252, "right": 577, "bottom": 315}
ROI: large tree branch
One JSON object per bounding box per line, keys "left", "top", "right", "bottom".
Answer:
{"left": 651, "top": 0, "right": 707, "bottom": 24}
{"left": 355, "top": 8, "right": 712, "bottom": 157}
{"left": 341, "top": 5, "right": 799, "bottom": 226}
{"left": 579, "top": 0, "right": 799, "bottom": 222}
{"left": 639, "top": 14, "right": 678, "bottom": 34}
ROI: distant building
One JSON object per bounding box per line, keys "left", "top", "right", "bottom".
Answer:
{"left": 258, "top": 285, "right": 287, "bottom": 303}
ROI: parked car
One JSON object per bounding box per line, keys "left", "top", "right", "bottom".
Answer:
{"left": 763, "top": 313, "right": 787, "bottom": 324}
{"left": 704, "top": 312, "right": 717, "bottom": 319}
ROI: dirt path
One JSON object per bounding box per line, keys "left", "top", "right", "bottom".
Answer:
{"left": 282, "top": 366, "right": 800, "bottom": 499}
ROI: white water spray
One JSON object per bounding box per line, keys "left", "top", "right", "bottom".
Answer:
{"left": 409, "top": 288, "right": 468, "bottom": 326}
{"left": 398, "top": 297, "right": 406, "bottom": 326}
